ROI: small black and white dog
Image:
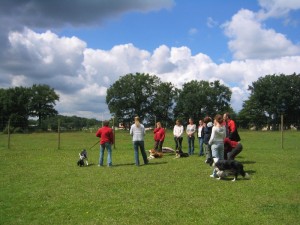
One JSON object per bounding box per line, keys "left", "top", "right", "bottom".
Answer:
{"left": 175, "top": 150, "right": 189, "bottom": 158}
{"left": 77, "top": 149, "right": 88, "bottom": 166}
{"left": 212, "top": 158, "right": 249, "bottom": 181}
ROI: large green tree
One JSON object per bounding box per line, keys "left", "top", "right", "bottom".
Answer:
{"left": 0, "top": 87, "right": 31, "bottom": 131}
{"left": 151, "top": 82, "right": 178, "bottom": 127}
{"left": 239, "top": 73, "right": 300, "bottom": 129}
{"left": 0, "top": 84, "right": 60, "bottom": 131}
{"left": 174, "top": 80, "right": 232, "bottom": 122}
{"left": 106, "top": 73, "right": 177, "bottom": 126}
{"left": 29, "top": 84, "right": 60, "bottom": 127}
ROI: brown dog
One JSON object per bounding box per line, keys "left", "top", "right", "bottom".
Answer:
{"left": 147, "top": 149, "right": 163, "bottom": 160}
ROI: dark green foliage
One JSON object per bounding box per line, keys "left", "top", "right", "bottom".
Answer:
{"left": 174, "top": 80, "right": 232, "bottom": 121}
{"left": 239, "top": 73, "right": 300, "bottom": 129}
{"left": 0, "top": 84, "right": 59, "bottom": 131}
{"left": 106, "top": 73, "right": 177, "bottom": 127}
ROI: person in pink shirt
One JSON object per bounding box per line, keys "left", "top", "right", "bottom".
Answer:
{"left": 153, "top": 122, "right": 165, "bottom": 152}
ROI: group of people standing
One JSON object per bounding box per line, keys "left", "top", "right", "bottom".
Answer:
{"left": 95, "top": 113, "right": 242, "bottom": 169}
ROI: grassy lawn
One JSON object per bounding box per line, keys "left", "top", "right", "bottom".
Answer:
{"left": 0, "top": 130, "right": 299, "bottom": 225}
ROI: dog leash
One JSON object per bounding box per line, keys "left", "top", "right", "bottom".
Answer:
{"left": 89, "top": 140, "right": 100, "bottom": 150}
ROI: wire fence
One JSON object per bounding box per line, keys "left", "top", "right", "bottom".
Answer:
{"left": 2, "top": 115, "right": 298, "bottom": 151}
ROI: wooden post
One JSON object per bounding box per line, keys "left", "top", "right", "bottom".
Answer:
{"left": 8, "top": 119, "right": 11, "bottom": 149}
{"left": 281, "top": 114, "right": 283, "bottom": 149}
{"left": 58, "top": 119, "right": 61, "bottom": 150}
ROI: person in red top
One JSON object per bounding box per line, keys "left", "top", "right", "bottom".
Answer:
{"left": 223, "top": 112, "right": 241, "bottom": 142}
{"left": 153, "top": 122, "right": 165, "bottom": 152}
{"left": 96, "top": 120, "right": 114, "bottom": 167}
{"left": 224, "top": 137, "right": 243, "bottom": 160}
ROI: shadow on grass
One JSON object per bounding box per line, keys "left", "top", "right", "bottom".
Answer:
{"left": 216, "top": 177, "right": 252, "bottom": 182}
{"left": 113, "top": 163, "right": 135, "bottom": 167}
{"left": 245, "top": 169, "right": 256, "bottom": 175}
{"left": 240, "top": 160, "right": 256, "bottom": 164}
{"left": 111, "top": 161, "right": 168, "bottom": 167}
{"left": 147, "top": 161, "right": 168, "bottom": 166}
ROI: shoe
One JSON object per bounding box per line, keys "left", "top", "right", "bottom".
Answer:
{"left": 210, "top": 174, "right": 217, "bottom": 178}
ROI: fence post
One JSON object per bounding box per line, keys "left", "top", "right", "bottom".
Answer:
{"left": 8, "top": 119, "right": 11, "bottom": 149}
{"left": 281, "top": 114, "right": 283, "bottom": 149}
{"left": 58, "top": 119, "right": 61, "bottom": 150}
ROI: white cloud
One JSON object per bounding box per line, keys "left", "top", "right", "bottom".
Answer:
{"left": 207, "top": 17, "right": 218, "bottom": 28}
{"left": 188, "top": 28, "right": 198, "bottom": 35}
{"left": 2, "top": 28, "right": 300, "bottom": 118}
{"left": 7, "top": 28, "right": 86, "bottom": 81}
{"left": 258, "top": 0, "right": 300, "bottom": 18}
{"left": 223, "top": 9, "right": 300, "bottom": 60}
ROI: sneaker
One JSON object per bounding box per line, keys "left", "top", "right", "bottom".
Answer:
{"left": 210, "top": 174, "right": 217, "bottom": 178}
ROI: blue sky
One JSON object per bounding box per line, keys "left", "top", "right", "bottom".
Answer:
{"left": 60, "top": 0, "right": 262, "bottom": 62}
{"left": 0, "top": 0, "right": 300, "bottom": 119}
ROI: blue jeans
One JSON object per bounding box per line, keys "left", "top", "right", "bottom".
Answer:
{"left": 99, "top": 142, "right": 112, "bottom": 166}
{"left": 133, "top": 141, "right": 148, "bottom": 166}
{"left": 188, "top": 136, "right": 195, "bottom": 155}
{"left": 211, "top": 142, "right": 224, "bottom": 176}
{"left": 198, "top": 137, "right": 204, "bottom": 156}
{"left": 204, "top": 144, "right": 212, "bottom": 160}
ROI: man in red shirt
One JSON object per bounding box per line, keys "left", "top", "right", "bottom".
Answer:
{"left": 223, "top": 113, "right": 241, "bottom": 142}
{"left": 96, "top": 120, "right": 114, "bottom": 167}
{"left": 224, "top": 138, "right": 243, "bottom": 160}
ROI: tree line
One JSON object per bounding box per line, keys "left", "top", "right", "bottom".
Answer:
{"left": 0, "top": 84, "right": 102, "bottom": 132}
{"left": 107, "top": 73, "right": 300, "bottom": 129}
{"left": 1, "top": 73, "right": 299, "bottom": 132}
{"left": 0, "top": 84, "right": 59, "bottom": 132}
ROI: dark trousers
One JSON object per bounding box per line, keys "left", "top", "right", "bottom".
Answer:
{"left": 174, "top": 137, "right": 183, "bottom": 152}
{"left": 154, "top": 140, "right": 164, "bottom": 152}
{"left": 225, "top": 143, "right": 243, "bottom": 160}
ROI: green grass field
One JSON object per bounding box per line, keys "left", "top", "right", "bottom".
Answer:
{"left": 0, "top": 130, "right": 299, "bottom": 225}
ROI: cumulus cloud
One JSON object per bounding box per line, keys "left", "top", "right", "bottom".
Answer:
{"left": 1, "top": 28, "right": 300, "bottom": 117}
{"left": 223, "top": 9, "right": 300, "bottom": 60}
{"left": 0, "top": 0, "right": 300, "bottom": 118}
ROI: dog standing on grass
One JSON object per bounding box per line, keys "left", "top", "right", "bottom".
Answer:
{"left": 212, "top": 158, "right": 249, "bottom": 181}
{"left": 77, "top": 149, "right": 88, "bottom": 166}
